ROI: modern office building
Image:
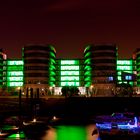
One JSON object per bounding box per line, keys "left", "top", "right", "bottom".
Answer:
{"left": 5, "top": 60, "right": 24, "bottom": 90}
{"left": 133, "top": 48, "right": 140, "bottom": 87}
{"left": 116, "top": 59, "right": 134, "bottom": 86}
{"left": 1, "top": 59, "right": 23, "bottom": 94}
{"left": 55, "top": 59, "right": 85, "bottom": 95}
{"left": 23, "top": 44, "right": 56, "bottom": 95}
{"left": 84, "top": 44, "right": 117, "bottom": 96}
{"left": 0, "top": 49, "right": 7, "bottom": 89}
{"left": 0, "top": 44, "right": 139, "bottom": 96}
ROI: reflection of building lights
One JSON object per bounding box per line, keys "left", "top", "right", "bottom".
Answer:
{"left": 23, "top": 122, "right": 28, "bottom": 126}
{"left": 33, "top": 118, "right": 37, "bottom": 123}
{"left": 86, "top": 124, "right": 99, "bottom": 140}
{"left": 16, "top": 133, "right": 20, "bottom": 138}
{"left": 53, "top": 116, "right": 56, "bottom": 120}
{"left": 0, "top": 132, "right": 8, "bottom": 136}
{"left": 0, "top": 129, "right": 8, "bottom": 136}
{"left": 12, "top": 126, "right": 19, "bottom": 130}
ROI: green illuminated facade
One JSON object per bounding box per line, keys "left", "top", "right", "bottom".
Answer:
{"left": 1, "top": 44, "right": 140, "bottom": 96}
{"left": 23, "top": 44, "right": 56, "bottom": 94}
{"left": 117, "top": 59, "right": 134, "bottom": 86}
{"left": 84, "top": 55, "right": 92, "bottom": 87}
{"left": 84, "top": 44, "right": 117, "bottom": 96}
{"left": 56, "top": 59, "right": 84, "bottom": 87}
{"left": 3, "top": 59, "right": 23, "bottom": 87}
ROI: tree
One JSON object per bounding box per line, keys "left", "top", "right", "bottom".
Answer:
{"left": 69, "top": 86, "right": 79, "bottom": 97}
{"left": 61, "top": 86, "right": 69, "bottom": 97}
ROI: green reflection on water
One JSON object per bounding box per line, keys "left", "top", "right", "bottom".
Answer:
{"left": 57, "top": 125, "right": 86, "bottom": 140}
{"left": 42, "top": 124, "right": 99, "bottom": 140}
{"left": 8, "top": 131, "right": 25, "bottom": 139}
{"left": 2, "top": 125, "right": 14, "bottom": 130}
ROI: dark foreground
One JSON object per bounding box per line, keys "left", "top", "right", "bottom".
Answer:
{"left": 40, "top": 97, "right": 140, "bottom": 117}
{"left": 1, "top": 96, "right": 140, "bottom": 117}
{"left": 1, "top": 97, "right": 140, "bottom": 140}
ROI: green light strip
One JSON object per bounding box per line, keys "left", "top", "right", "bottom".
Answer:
{"left": 7, "top": 77, "right": 23, "bottom": 81}
{"left": 8, "top": 82, "right": 23, "bottom": 87}
{"left": 7, "top": 71, "right": 23, "bottom": 76}
{"left": 61, "top": 82, "right": 79, "bottom": 86}
{"left": 7, "top": 60, "right": 23, "bottom": 65}
{"left": 117, "top": 66, "right": 132, "bottom": 70}
{"left": 61, "top": 66, "right": 79, "bottom": 70}
{"left": 61, "top": 76, "right": 79, "bottom": 81}
{"left": 61, "top": 60, "right": 79, "bottom": 65}
{"left": 61, "top": 71, "right": 79, "bottom": 75}
{"left": 117, "top": 60, "right": 132, "bottom": 65}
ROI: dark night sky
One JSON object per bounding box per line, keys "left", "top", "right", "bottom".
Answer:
{"left": 1, "top": 0, "right": 140, "bottom": 59}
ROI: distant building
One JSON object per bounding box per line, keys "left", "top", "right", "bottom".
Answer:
{"left": 3, "top": 59, "right": 24, "bottom": 94}
{"left": 55, "top": 59, "right": 85, "bottom": 95}
{"left": 0, "top": 49, "right": 7, "bottom": 89}
{"left": 84, "top": 44, "right": 117, "bottom": 96}
{"left": 117, "top": 59, "right": 135, "bottom": 85}
{"left": 0, "top": 44, "right": 139, "bottom": 96}
{"left": 23, "top": 44, "right": 56, "bottom": 95}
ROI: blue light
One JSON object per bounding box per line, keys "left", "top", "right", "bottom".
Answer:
{"left": 108, "top": 76, "right": 113, "bottom": 81}
{"left": 96, "top": 117, "right": 138, "bottom": 130}
{"left": 96, "top": 123, "right": 111, "bottom": 129}
{"left": 125, "top": 75, "right": 132, "bottom": 80}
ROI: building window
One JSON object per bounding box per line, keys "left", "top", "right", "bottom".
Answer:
{"left": 125, "top": 75, "right": 132, "bottom": 80}
{"left": 108, "top": 76, "right": 113, "bottom": 81}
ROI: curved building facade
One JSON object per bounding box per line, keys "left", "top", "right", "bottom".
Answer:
{"left": 23, "top": 44, "right": 56, "bottom": 95}
{"left": 84, "top": 44, "right": 117, "bottom": 96}
{"left": 0, "top": 49, "right": 4, "bottom": 87}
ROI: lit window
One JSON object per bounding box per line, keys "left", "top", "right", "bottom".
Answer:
{"left": 61, "top": 66, "right": 79, "bottom": 70}
{"left": 108, "top": 76, "right": 113, "bottom": 81}
{"left": 125, "top": 75, "right": 132, "bottom": 80}
{"left": 117, "top": 76, "right": 121, "bottom": 80}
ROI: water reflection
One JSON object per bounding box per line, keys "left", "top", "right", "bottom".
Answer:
{"left": 41, "top": 124, "right": 99, "bottom": 140}
{"left": 86, "top": 124, "right": 99, "bottom": 140}
{"left": 41, "top": 126, "right": 57, "bottom": 140}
